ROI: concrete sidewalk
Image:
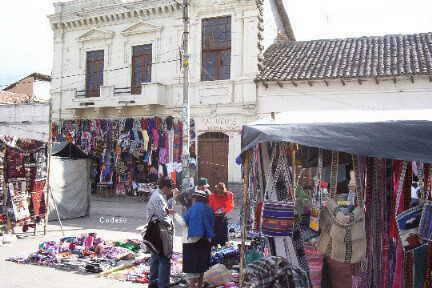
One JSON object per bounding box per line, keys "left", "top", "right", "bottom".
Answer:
{"left": 0, "top": 197, "right": 167, "bottom": 288}
{"left": 0, "top": 196, "right": 241, "bottom": 288}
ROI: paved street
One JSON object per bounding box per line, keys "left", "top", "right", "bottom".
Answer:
{"left": 0, "top": 195, "right": 241, "bottom": 288}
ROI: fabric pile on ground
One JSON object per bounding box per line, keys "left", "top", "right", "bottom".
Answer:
{"left": 6, "top": 233, "right": 243, "bottom": 287}
{"left": 243, "top": 256, "right": 310, "bottom": 288}
{"left": 6, "top": 234, "right": 142, "bottom": 273}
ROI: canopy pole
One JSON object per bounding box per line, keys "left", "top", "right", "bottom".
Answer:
{"left": 240, "top": 150, "right": 252, "bottom": 287}
{"left": 43, "top": 100, "right": 53, "bottom": 235}
{"left": 43, "top": 99, "right": 64, "bottom": 236}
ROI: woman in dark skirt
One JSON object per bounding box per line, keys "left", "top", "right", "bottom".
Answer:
{"left": 209, "top": 183, "right": 235, "bottom": 246}
{"left": 183, "top": 190, "right": 215, "bottom": 288}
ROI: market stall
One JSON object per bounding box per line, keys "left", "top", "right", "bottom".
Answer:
{"left": 52, "top": 117, "right": 190, "bottom": 198}
{"left": 239, "top": 120, "right": 432, "bottom": 288}
{"left": 0, "top": 103, "right": 50, "bottom": 236}
{"left": 48, "top": 142, "right": 91, "bottom": 221}
{"left": 0, "top": 136, "right": 48, "bottom": 234}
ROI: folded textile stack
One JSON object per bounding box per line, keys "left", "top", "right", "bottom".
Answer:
{"left": 211, "top": 246, "right": 240, "bottom": 267}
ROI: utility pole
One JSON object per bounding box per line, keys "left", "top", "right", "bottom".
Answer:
{"left": 181, "top": 0, "right": 191, "bottom": 192}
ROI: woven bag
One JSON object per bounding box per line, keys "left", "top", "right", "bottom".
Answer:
{"left": 262, "top": 201, "right": 296, "bottom": 237}
{"left": 264, "top": 144, "right": 293, "bottom": 201}
{"left": 419, "top": 201, "right": 432, "bottom": 241}
{"left": 395, "top": 161, "right": 426, "bottom": 250}
{"left": 319, "top": 154, "right": 366, "bottom": 264}
{"left": 261, "top": 144, "right": 296, "bottom": 237}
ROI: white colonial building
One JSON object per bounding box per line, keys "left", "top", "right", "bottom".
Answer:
{"left": 48, "top": 0, "right": 263, "bottom": 185}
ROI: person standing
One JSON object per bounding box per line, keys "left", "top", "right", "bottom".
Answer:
{"left": 208, "top": 182, "right": 235, "bottom": 246}
{"left": 197, "top": 177, "right": 212, "bottom": 197}
{"left": 177, "top": 177, "right": 211, "bottom": 210}
{"left": 183, "top": 190, "right": 215, "bottom": 288}
{"left": 146, "top": 177, "right": 178, "bottom": 288}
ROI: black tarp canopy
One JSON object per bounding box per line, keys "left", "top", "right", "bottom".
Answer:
{"left": 241, "top": 120, "right": 432, "bottom": 163}
{"left": 52, "top": 142, "right": 88, "bottom": 159}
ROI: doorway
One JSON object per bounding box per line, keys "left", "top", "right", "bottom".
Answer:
{"left": 198, "top": 132, "right": 229, "bottom": 188}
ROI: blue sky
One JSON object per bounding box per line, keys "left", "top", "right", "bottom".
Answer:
{"left": 1, "top": 0, "right": 432, "bottom": 88}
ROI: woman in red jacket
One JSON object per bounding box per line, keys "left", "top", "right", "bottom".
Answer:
{"left": 208, "top": 182, "right": 234, "bottom": 246}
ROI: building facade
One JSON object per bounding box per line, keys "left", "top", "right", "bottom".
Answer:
{"left": 48, "top": 0, "right": 268, "bottom": 185}
{"left": 2, "top": 73, "right": 51, "bottom": 103}
{"left": 256, "top": 32, "right": 432, "bottom": 120}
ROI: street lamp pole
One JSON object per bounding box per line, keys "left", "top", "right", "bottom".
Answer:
{"left": 181, "top": 0, "right": 191, "bottom": 192}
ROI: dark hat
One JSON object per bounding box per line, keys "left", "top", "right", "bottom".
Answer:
{"left": 159, "top": 176, "right": 174, "bottom": 189}
{"left": 198, "top": 177, "right": 209, "bottom": 187}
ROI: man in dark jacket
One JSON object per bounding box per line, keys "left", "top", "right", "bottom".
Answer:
{"left": 146, "top": 177, "right": 177, "bottom": 288}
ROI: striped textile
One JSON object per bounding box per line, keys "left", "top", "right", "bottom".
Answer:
{"left": 304, "top": 245, "right": 324, "bottom": 288}
{"left": 419, "top": 201, "right": 432, "bottom": 241}
{"left": 262, "top": 202, "right": 295, "bottom": 237}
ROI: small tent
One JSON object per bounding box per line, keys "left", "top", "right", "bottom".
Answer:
{"left": 48, "top": 142, "right": 91, "bottom": 220}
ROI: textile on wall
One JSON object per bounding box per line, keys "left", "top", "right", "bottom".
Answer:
{"left": 0, "top": 137, "right": 47, "bottom": 228}
{"left": 52, "top": 117, "right": 186, "bottom": 195}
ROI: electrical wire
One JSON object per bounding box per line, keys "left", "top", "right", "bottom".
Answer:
{"left": 51, "top": 57, "right": 180, "bottom": 81}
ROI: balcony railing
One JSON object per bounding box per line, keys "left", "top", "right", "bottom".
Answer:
{"left": 63, "top": 83, "right": 169, "bottom": 109}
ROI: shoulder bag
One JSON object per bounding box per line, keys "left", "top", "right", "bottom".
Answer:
{"left": 319, "top": 153, "right": 366, "bottom": 264}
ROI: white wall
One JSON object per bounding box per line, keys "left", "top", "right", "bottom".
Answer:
{"left": 258, "top": 76, "right": 432, "bottom": 117}
{"left": 33, "top": 80, "right": 51, "bottom": 102}
{"left": 0, "top": 103, "right": 50, "bottom": 142}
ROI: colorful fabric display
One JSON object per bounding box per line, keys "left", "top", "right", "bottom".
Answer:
{"left": 419, "top": 201, "right": 432, "bottom": 241}
{"left": 243, "top": 256, "right": 309, "bottom": 288}
{"left": 274, "top": 237, "right": 300, "bottom": 267}
{"left": 30, "top": 180, "right": 46, "bottom": 217}
{"left": 396, "top": 205, "right": 425, "bottom": 251}
{"left": 53, "top": 117, "right": 185, "bottom": 195}
{"left": 210, "top": 246, "right": 240, "bottom": 267}
{"left": 304, "top": 244, "right": 324, "bottom": 288}
{"left": 261, "top": 201, "right": 296, "bottom": 237}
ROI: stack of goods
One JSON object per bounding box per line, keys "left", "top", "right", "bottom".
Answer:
{"left": 210, "top": 245, "right": 240, "bottom": 268}
{"left": 52, "top": 117, "right": 190, "bottom": 196}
